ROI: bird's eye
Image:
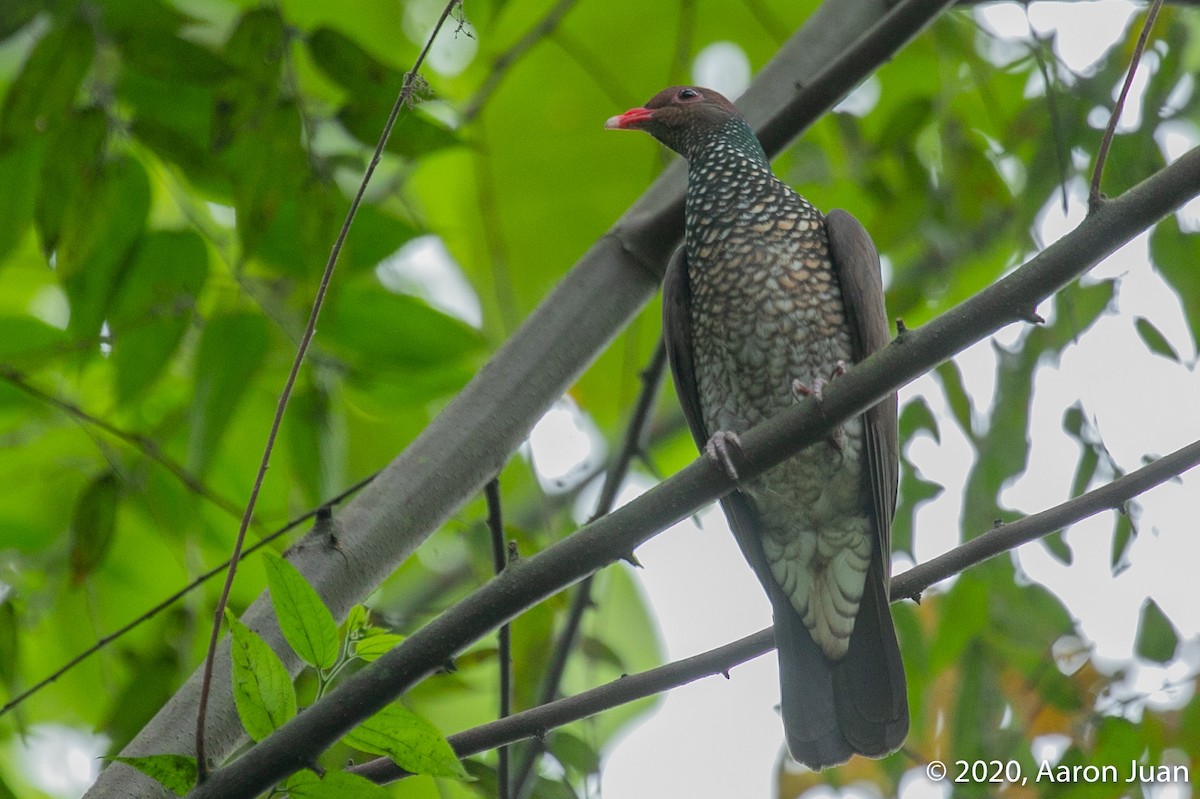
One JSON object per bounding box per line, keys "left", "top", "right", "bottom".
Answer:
{"left": 677, "top": 88, "right": 700, "bottom": 101}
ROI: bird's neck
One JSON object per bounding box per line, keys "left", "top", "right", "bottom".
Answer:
{"left": 683, "top": 120, "right": 778, "bottom": 227}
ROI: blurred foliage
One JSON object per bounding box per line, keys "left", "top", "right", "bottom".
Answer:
{"left": 0, "top": 1, "right": 1199, "bottom": 798}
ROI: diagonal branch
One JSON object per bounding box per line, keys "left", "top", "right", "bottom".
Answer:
{"left": 349, "top": 434, "right": 1200, "bottom": 783}
{"left": 185, "top": 140, "right": 1200, "bottom": 799}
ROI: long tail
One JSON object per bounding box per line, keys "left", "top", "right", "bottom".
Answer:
{"left": 775, "top": 556, "right": 908, "bottom": 769}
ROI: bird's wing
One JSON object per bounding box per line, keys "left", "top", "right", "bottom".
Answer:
{"left": 825, "top": 209, "right": 898, "bottom": 588}
{"left": 662, "top": 246, "right": 775, "bottom": 574}
{"left": 825, "top": 209, "right": 908, "bottom": 757}
{"left": 662, "top": 246, "right": 710, "bottom": 451}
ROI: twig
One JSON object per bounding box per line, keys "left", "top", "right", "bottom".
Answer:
{"left": 192, "top": 0, "right": 466, "bottom": 779}
{"left": 1089, "top": 0, "right": 1165, "bottom": 213}
{"left": 484, "top": 478, "right": 511, "bottom": 799}
{"left": 460, "top": 0, "right": 580, "bottom": 124}
{"left": 0, "top": 366, "right": 256, "bottom": 529}
{"left": 511, "top": 342, "right": 667, "bottom": 797}
{"left": 0, "top": 473, "right": 375, "bottom": 718}
{"left": 350, "top": 434, "right": 1200, "bottom": 782}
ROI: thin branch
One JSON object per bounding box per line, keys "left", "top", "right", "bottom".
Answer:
{"left": 511, "top": 342, "right": 667, "bottom": 797}
{"left": 0, "top": 473, "right": 374, "bottom": 718}
{"left": 460, "top": 0, "right": 580, "bottom": 124}
{"left": 185, "top": 141, "right": 1200, "bottom": 798}
{"left": 484, "top": 478, "right": 511, "bottom": 799}
{"left": 192, "top": 0, "right": 465, "bottom": 778}
{"left": 351, "top": 435, "right": 1200, "bottom": 782}
{"left": 0, "top": 366, "right": 257, "bottom": 529}
{"left": 1089, "top": 0, "right": 1165, "bottom": 213}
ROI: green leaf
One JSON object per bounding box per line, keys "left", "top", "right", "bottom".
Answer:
{"left": 1040, "top": 531, "right": 1072, "bottom": 565}
{"left": 928, "top": 574, "right": 989, "bottom": 672}
{"left": 285, "top": 769, "right": 392, "bottom": 799}
{"left": 341, "top": 205, "right": 420, "bottom": 275}
{"left": 893, "top": 452, "right": 942, "bottom": 557}
{"left": 1149, "top": 217, "right": 1200, "bottom": 353}
{"left": 548, "top": 730, "right": 600, "bottom": 777}
{"left": 345, "top": 604, "right": 369, "bottom": 633}
{"left": 0, "top": 20, "right": 94, "bottom": 148}
{"left": 1111, "top": 508, "right": 1136, "bottom": 574}
{"left": 35, "top": 107, "right": 107, "bottom": 255}
{"left": 108, "top": 754, "right": 197, "bottom": 796}
{"left": 262, "top": 552, "right": 340, "bottom": 671}
{"left": 225, "top": 609, "right": 297, "bottom": 741}
{"left": 0, "top": 138, "right": 43, "bottom": 258}
{"left": 220, "top": 102, "right": 310, "bottom": 264}
{"left": 187, "top": 311, "right": 269, "bottom": 476}
{"left": 354, "top": 629, "right": 405, "bottom": 663}
{"left": 0, "top": 0, "right": 43, "bottom": 41}
{"left": 213, "top": 9, "right": 284, "bottom": 149}
{"left": 899, "top": 395, "right": 939, "bottom": 443}
{"left": 305, "top": 27, "right": 457, "bottom": 159}
{"left": 1062, "top": 405, "right": 1099, "bottom": 499}
{"left": 0, "top": 603, "right": 18, "bottom": 695}
{"left": 1133, "top": 316, "right": 1180, "bottom": 362}
{"left": 116, "top": 31, "right": 232, "bottom": 85}
{"left": 119, "top": 72, "right": 215, "bottom": 179}
{"left": 342, "top": 703, "right": 470, "bottom": 780}
{"left": 1135, "top": 599, "right": 1178, "bottom": 664}
{"left": 97, "top": 0, "right": 193, "bottom": 36}
{"left": 0, "top": 316, "right": 67, "bottom": 364}
{"left": 58, "top": 155, "right": 151, "bottom": 339}
{"left": 338, "top": 104, "right": 460, "bottom": 160}
{"left": 1092, "top": 717, "right": 1145, "bottom": 778}
{"left": 322, "top": 278, "right": 482, "bottom": 371}
{"left": 934, "top": 360, "right": 975, "bottom": 443}
{"left": 110, "top": 230, "right": 209, "bottom": 401}
{"left": 68, "top": 471, "right": 121, "bottom": 584}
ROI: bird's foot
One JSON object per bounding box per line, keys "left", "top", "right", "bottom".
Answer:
{"left": 790, "top": 360, "right": 847, "bottom": 403}
{"left": 791, "top": 376, "right": 827, "bottom": 402}
{"left": 792, "top": 361, "right": 848, "bottom": 454}
{"left": 704, "top": 430, "right": 743, "bottom": 481}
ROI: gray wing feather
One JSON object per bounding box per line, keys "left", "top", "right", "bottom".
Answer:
{"left": 825, "top": 208, "right": 908, "bottom": 755}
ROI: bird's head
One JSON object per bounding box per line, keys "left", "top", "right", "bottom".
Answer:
{"left": 604, "top": 86, "right": 744, "bottom": 158}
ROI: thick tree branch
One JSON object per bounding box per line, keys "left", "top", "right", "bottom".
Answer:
{"left": 92, "top": 3, "right": 947, "bottom": 796}
{"left": 185, "top": 143, "right": 1200, "bottom": 799}
{"left": 349, "top": 435, "right": 1200, "bottom": 783}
